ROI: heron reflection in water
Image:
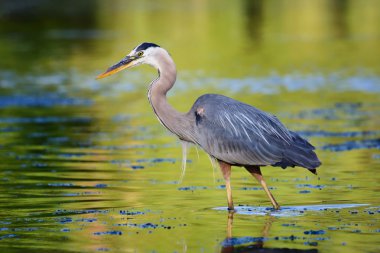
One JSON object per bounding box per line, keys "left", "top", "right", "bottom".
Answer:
{"left": 97, "top": 42, "right": 321, "bottom": 210}
{"left": 221, "top": 212, "right": 319, "bottom": 253}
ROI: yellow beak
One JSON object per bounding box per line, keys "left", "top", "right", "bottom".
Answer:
{"left": 96, "top": 57, "right": 135, "bottom": 79}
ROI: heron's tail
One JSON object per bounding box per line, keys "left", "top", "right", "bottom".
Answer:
{"left": 273, "top": 131, "right": 321, "bottom": 174}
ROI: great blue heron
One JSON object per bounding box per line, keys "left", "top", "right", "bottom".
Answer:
{"left": 97, "top": 42, "right": 321, "bottom": 210}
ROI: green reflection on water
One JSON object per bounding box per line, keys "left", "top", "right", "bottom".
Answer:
{"left": 0, "top": 0, "right": 379, "bottom": 252}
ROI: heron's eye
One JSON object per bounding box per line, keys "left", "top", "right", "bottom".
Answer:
{"left": 137, "top": 51, "right": 144, "bottom": 57}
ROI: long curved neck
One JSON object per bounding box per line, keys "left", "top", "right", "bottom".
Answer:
{"left": 147, "top": 50, "right": 194, "bottom": 142}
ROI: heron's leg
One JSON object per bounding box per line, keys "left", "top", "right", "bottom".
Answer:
{"left": 245, "top": 166, "right": 280, "bottom": 210}
{"left": 221, "top": 212, "right": 235, "bottom": 253}
{"left": 227, "top": 211, "right": 234, "bottom": 238}
{"left": 218, "top": 161, "right": 234, "bottom": 211}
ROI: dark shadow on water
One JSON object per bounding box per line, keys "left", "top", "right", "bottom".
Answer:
{"left": 242, "top": 0, "right": 263, "bottom": 45}
{"left": 242, "top": 0, "right": 351, "bottom": 44}
{"left": 0, "top": 0, "right": 98, "bottom": 70}
{"left": 329, "top": 0, "right": 349, "bottom": 39}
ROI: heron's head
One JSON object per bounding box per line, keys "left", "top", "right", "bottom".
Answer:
{"left": 97, "top": 42, "right": 161, "bottom": 79}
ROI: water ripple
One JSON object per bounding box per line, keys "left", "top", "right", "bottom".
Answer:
{"left": 321, "top": 139, "right": 380, "bottom": 152}
{"left": 214, "top": 204, "right": 370, "bottom": 217}
{"left": 0, "top": 94, "right": 92, "bottom": 108}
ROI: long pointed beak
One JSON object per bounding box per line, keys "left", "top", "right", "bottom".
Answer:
{"left": 96, "top": 56, "right": 135, "bottom": 79}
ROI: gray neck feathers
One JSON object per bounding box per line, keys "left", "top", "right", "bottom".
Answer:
{"left": 147, "top": 50, "right": 195, "bottom": 142}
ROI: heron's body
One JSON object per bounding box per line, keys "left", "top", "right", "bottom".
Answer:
{"left": 189, "top": 94, "right": 320, "bottom": 171}
{"left": 97, "top": 42, "right": 321, "bottom": 210}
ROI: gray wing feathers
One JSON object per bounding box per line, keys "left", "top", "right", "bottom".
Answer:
{"left": 191, "top": 94, "right": 321, "bottom": 170}
{"left": 215, "top": 102, "right": 292, "bottom": 145}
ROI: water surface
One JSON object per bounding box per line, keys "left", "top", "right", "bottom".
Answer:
{"left": 0, "top": 1, "right": 379, "bottom": 252}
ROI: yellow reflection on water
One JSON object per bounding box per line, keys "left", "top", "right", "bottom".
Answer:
{"left": 90, "top": 0, "right": 380, "bottom": 75}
